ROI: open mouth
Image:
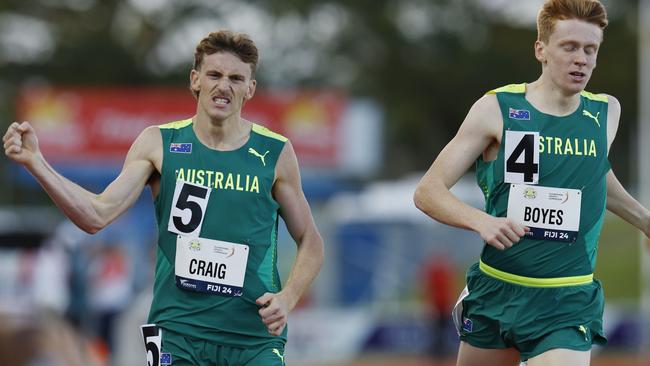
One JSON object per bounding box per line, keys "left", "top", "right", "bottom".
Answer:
{"left": 569, "top": 71, "right": 586, "bottom": 80}
{"left": 212, "top": 96, "right": 231, "bottom": 106}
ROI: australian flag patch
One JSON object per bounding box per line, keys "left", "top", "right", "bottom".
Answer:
{"left": 462, "top": 317, "right": 473, "bottom": 333}
{"left": 170, "top": 143, "right": 192, "bottom": 154}
{"left": 509, "top": 107, "right": 531, "bottom": 120}
{"left": 160, "top": 353, "right": 172, "bottom": 365}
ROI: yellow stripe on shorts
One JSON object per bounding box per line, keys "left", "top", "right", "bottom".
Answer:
{"left": 479, "top": 260, "right": 593, "bottom": 288}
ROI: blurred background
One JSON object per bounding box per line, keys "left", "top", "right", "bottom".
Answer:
{"left": 1, "top": 0, "right": 649, "bottom": 365}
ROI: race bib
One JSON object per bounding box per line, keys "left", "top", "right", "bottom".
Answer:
{"left": 504, "top": 131, "right": 540, "bottom": 184}
{"left": 141, "top": 324, "right": 172, "bottom": 366}
{"left": 168, "top": 180, "right": 211, "bottom": 237}
{"left": 507, "top": 184, "right": 581, "bottom": 243}
{"left": 174, "top": 235, "right": 249, "bottom": 297}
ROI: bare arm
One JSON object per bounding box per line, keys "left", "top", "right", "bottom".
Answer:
{"left": 257, "top": 141, "right": 324, "bottom": 336}
{"left": 604, "top": 96, "right": 650, "bottom": 238}
{"left": 3, "top": 121, "right": 161, "bottom": 233}
{"left": 606, "top": 171, "right": 650, "bottom": 237}
{"left": 413, "top": 94, "right": 528, "bottom": 250}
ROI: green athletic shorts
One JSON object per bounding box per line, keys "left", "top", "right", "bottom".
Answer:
{"left": 156, "top": 327, "right": 286, "bottom": 366}
{"left": 456, "top": 262, "right": 607, "bottom": 361}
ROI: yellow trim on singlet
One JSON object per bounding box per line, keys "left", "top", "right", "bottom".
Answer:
{"left": 252, "top": 123, "right": 288, "bottom": 142}
{"left": 580, "top": 90, "right": 609, "bottom": 103}
{"left": 486, "top": 83, "right": 526, "bottom": 95}
{"left": 486, "top": 85, "right": 607, "bottom": 104}
{"left": 479, "top": 260, "right": 593, "bottom": 288}
{"left": 158, "top": 120, "right": 287, "bottom": 142}
{"left": 159, "top": 119, "right": 193, "bottom": 129}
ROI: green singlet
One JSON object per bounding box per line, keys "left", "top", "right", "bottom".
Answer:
{"left": 457, "top": 84, "right": 611, "bottom": 361}
{"left": 148, "top": 118, "right": 288, "bottom": 352}
{"left": 478, "top": 83, "right": 610, "bottom": 279}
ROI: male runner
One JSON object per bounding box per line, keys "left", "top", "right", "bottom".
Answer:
{"left": 3, "top": 30, "right": 324, "bottom": 366}
{"left": 413, "top": 1, "right": 650, "bottom": 365}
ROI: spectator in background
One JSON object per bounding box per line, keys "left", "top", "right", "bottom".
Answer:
{"left": 86, "top": 243, "right": 132, "bottom": 355}
{"left": 421, "top": 253, "right": 455, "bottom": 359}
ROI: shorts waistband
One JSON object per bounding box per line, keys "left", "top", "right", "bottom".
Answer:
{"left": 478, "top": 260, "right": 593, "bottom": 288}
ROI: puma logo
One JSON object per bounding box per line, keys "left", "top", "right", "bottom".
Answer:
{"left": 248, "top": 148, "right": 270, "bottom": 166}
{"left": 272, "top": 348, "right": 284, "bottom": 364}
{"left": 582, "top": 110, "right": 600, "bottom": 127}
{"left": 578, "top": 325, "right": 589, "bottom": 341}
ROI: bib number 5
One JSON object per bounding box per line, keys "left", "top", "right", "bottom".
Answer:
{"left": 168, "top": 180, "right": 211, "bottom": 236}
{"left": 504, "top": 131, "right": 539, "bottom": 184}
{"left": 141, "top": 324, "right": 162, "bottom": 366}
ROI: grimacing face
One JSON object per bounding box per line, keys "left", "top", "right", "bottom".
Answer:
{"left": 535, "top": 19, "right": 603, "bottom": 95}
{"left": 190, "top": 51, "right": 256, "bottom": 122}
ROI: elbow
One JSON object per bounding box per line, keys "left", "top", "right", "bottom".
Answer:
{"left": 76, "top": 216, "right": 107, "bottom": 234}
{"left": 413, "top": 185, "right": 429, "bottom": 214}
{"left": 82, "top": 225, "right": 101, "bottom": 235}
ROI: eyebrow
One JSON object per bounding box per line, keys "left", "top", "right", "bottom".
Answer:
{"left": 205, "top": 69, "right": 246, "bottom": 77}
{"left": 558, "top": 39, "right": 599, "bottom": 47}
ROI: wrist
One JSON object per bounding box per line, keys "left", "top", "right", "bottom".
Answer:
{"left": 468, "top": 210, "right": 491, "bottom": 233}
{"left": 24, "top": 152, "right": 44, "bottom": 172}
{"left": 279, "top": 288, "right": 300, "bottom": 310}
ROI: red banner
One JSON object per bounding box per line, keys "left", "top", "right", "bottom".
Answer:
{"left": 16, "top": 87, "right": 346, "bottom": 167}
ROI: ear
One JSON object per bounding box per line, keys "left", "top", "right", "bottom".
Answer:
{"left": 534, "top": 40, "right": 546, "bottom": 64}
{"left": 245, "top": 79, "right": 257, "bottom": 101}
{"left": 190, "top": 69, "right": 200, "bottom": 94}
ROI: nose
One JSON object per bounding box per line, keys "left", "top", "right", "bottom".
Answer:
{"left": 217, "top": 78, "right": 229, "bottom": 88}
{"left": 215, "top": 77, "right": 231, "bottom": 92}
{"left": 574, "top": 50, "right": 587, "bottom": 66}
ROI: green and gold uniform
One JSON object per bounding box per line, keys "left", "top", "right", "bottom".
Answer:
{"left": 146, "top": 119, "right": 288, "bottom": 366}
{"left": 457, "top": 84, "right": 610, "bottom": 361}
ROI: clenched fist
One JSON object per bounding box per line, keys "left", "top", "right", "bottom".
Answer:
{"left": 3, "top": 121, "right": 40, "bottom": 166}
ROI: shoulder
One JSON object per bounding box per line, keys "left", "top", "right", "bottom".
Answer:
{"left": 251, "top": 123, "right": 288, "bottom": 143}
{"left": 485, "top": 83, "right": 526, "bottom": 95}
{"left": 471, "top": 92, "right": 500, "bottom": 115}
{"left": 274, "top": 139, "right": 300, "bottom": 186}
{"left": 461, "top": 91, "right": 502, "bottom": 135}
{"left": 126, "top": 125, "right": 162, "bottom": 168}
{"left": 474, "top": 83, "right": 526, "bottom": 116}
{"left": 581, "top": 91, "right": 619, "bottom": 118}
{"left": 580, "top": 90, "right": 610, "bottom": 104}
{"left": 604, "top": 94, "right": 621, "bottom": 112}
{"left": 588, "top": 93, "right": 621, "bottom": 120}
{"left": 135, "top": 125, "right": 163, "bottom": 147}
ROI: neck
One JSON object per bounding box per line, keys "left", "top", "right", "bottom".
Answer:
{"left": 526, "top": 77, "right": 582, "bottom": 116}
{"left": 193, "top": 110, "right": 251, "bottom": 150}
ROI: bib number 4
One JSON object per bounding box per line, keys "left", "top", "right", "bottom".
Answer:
{"left": 168, "top": 180, "right": 211, "bottom": 237}
{"left": 504, "top": 131, "right": 539, "bottom": 184}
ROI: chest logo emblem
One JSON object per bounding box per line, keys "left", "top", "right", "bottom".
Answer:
{"left": 170, "top": 142, "right": 192, "bottom": 154}
{"left": 248, "top": 148, "right": 270, "bottom": 166}
{"left": 272, "top": 349, "right": 285, "bottom": 363}
{"left": 508, "top": 108, "right": 531, "bottom": 120}
{"left": 582, "top": 110, "right": 600, "bottom": 127}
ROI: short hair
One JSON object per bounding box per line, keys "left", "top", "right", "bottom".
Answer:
{"left": 537, "top": 0, "right": 608, "bottom": 43}
{"left": 191, "top": 30, "right": 259, "bottom": 97}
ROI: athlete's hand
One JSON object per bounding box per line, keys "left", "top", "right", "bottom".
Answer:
{"left": 256, "top": 292, "right": 290, "bottom": 336}
{"left": 3, "top": 121, "right": 41, "bottom": 167}
{"left": 476, "top": 215, "right": 529, "bottom": 250}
